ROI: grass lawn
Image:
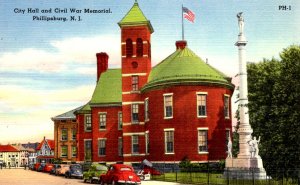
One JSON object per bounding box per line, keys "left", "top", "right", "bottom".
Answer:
{"left": 151, "top": 172, "right": 298, "bottom": 185}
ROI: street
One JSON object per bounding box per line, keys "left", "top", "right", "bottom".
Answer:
{"left": 0, "top": 168, "right": 181, "bottom": 185}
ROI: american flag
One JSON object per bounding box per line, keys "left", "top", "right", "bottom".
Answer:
{"left": 182, "top": 7, "right": 195, "bottom": 23}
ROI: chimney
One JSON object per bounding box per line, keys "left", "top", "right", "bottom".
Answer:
{"left": 175, "top": 40, "right": 187, "bottom": 50}
{"left": 96, "top": 52, "right": 109, "bottom": 82}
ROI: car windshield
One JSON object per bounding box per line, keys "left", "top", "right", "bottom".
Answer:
{"left": 71, "top": 165, "right": 81, "bottom": 169}
{"left": 120, "top": 167, "right": 132, "bottom": 171}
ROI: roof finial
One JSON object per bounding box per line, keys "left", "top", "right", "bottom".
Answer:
{"left": 135, "top": 0, "right": 138, "bottom": 3}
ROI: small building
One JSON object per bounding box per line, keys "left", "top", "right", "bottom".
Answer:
{"left": 22, "top": 142, "right": 39, "bottom": 165}
{"left": 0, "top": 145, "right": 21, "bottom": 167}
{"left": 12, "top": 144, "right": 29, "bottom": 166}
{"left": 36, "top": 137, "right": 55, "bottom": 163}
{"left": 51, "top": 107, "right": 81, "bottom": 162}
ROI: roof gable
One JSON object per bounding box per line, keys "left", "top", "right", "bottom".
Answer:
{"left": 36, "top": 138, "right": 55, "bottom": 150}
{"left": 90, "top": 69, "right": 122, "bottom": 105}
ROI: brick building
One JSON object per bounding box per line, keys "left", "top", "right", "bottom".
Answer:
{"left": 52, "top": 107, "right": 81, "bottom": 162}
{"left": 73, "top": 1, "right": 234, "bottom": 165}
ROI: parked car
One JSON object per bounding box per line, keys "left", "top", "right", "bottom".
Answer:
{"left": 33, "top": 163, "right": 41, "bottom": 171}
{"left": 83, "top": 163, "right": 108, "bottom": 183}
{"left": 43, "top": 163, "right": 54, "bottom": 173}
{"left": 28, "top": 163, "right": 34, "bottom": 170}
{"left": 50, "top": 164, "right": 60, "bottom": 175}
{"left": 55, "top": 164, "right": 70, "bottom": 176}
{"left": 65, "top": 164, "right": 83, "bottom": 179}
{"left": 37, "top": 163, "right": 46, "bottom": 172}
{"left": 100, "top": 164, "right": 141, "bottom": 185}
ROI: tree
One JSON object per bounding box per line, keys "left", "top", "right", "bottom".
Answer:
{"left": 247, "top": 45, "right": 300, "bottom": 179}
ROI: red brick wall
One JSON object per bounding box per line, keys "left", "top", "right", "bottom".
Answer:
{"left": 76, "top": 114, "right": 92, "bottom": 161}
{"left": 143, "top": 85, "right": 233, "bottom": 162}
{"left": 91, "top": 106, "right": 123, "bottom": 162}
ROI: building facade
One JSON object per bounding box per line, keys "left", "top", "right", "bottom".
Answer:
{"left": 60, "top": 1, "right": 234, "bottom": 165}
{"left": 52, "top": 107, "right": 81, "bottom": 162}
{"left": 0, "top": 145, "right": 22, "bottom": 167}
{"left": 36, "top": 137, "right": 55, "bottom": 163}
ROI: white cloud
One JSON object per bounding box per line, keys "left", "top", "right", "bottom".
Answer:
{"left": 0, "top": 35, "right": 121, "bottom": 74}
{"left": 0, "top": 84, "right": 94, "bottom": 110}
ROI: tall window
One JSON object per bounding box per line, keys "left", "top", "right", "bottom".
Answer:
{"left": 132, "top": 75, "right": 139, "bottom": 91}
{"left": 224, "top": 95, "right": 230, "bottom": 118}
{"left": 126, "top": 38, "right": 133, "bottom": 57}
{"left": 99, "top": 113, "right": 106, "bottom": 130}
{"left": 118, "top": 137, "right": 123, "bottom": 156}
{"left": 136, "top": 38, "right": 143, "bottom": 57}
{"left": 84, "top": 140, "right": 92, "bottom": 161}
{"left": 118, "top": 112, "right": 123, "bottom": 130}
{"left": 132, "top": 135, "right": 139, "bottom": 154}
{"left": 72, "top": 146, "right": 77, "bottom": 157}
{"left": 72, "top": 129, "right": 76, "bottom": 140}
{"left": 85, "top": 115, "right": 92, "bottom": 132}
{"left": 145, "top": 132, "right": 149, "bottom": 154}
{"left": 198, "top": 129, "right": 208, "bottom": 153}
{"left": 165, "top": 130, "right": 174, "bottom": 154}
{"left": 145, "top": 98, "right": 149, "bottom": 121}
{"left": 61, "top": 129, "right": 68, "bottom": 141}
{"left": 61, "top": 146, "right": 67, "bottom": 157}
{"left": 197, "top": 94, "right": 207, "bottom": 117}
{"left": 164, "top": 94, "right": 173, "bottom": 118}
{"left": 98, "top": 139, "right": 106, "bottom": 156}
{"left": 132, "top": 104, "right": 139, "bottom": 123}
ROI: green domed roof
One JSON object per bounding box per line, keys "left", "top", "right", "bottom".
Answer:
{"left": 142, "top": 47, "right": 234, "bottom": 91}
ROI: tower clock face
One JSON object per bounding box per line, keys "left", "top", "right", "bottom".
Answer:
{"left": 132, "top": 61, "right": 138, "bottom": 68}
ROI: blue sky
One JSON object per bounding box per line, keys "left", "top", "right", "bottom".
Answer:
{"left": 0, "top": 0, "right": 299, "bottom": 143}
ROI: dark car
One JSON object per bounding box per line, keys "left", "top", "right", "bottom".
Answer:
{"left": 37, "top": 163, "right": 46, "bottom": 172}
{"left": 50, "top": 164, "right": 60, "bottom": 175}
{"left": 83, "top": 163, "right": 108, "bottom": 183}
{"left": 65, "top": 164, "right": 83, "bottom": 179}
{"left": 100, "top": 164, "right": 141, "bottom": 185}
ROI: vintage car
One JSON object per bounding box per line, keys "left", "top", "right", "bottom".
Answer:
{"left": 83, "top": 163, "right": 108, "bottom": 183}
{"left": 55, "top": 164, "right": 70, "bottom": 176}
{"left": 65, "top": 164, "right": 83, "bottom": 179}
{"left": 37, "top": 163, "right": 46, "bottom": 172}
{"left": 100, "top": 164, "right": 141, "bottom": 185}
{"left": 33, "top": 163, "right": 41, "bottom": 171}
{"left": 43, "top": 163, "right": 54, "bottom": 173}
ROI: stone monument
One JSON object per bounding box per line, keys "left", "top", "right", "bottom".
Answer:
{"left": 224, "top": 12, "right": 267, "bottom": 179}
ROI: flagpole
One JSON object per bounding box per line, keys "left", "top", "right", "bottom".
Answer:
{"left": 182, "top": 4, "right": 184, "bottom": 40}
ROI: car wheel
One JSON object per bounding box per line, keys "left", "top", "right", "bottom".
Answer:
{"left": 112, "top": 180, "right": 118, "bottom": 185}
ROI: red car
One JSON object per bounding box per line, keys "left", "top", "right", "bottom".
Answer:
{"left": 33, "top": 163, "right": 41, "bottom": 171}
{"left": 100, "top": 164, "right": 141, "bottom": 185}
{"left": 43, "top": 163, "right": 54, "bottom": 173}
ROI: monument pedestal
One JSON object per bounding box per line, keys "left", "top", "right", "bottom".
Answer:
{"left": 224, "top": 157, "right": 267, "bottom": 179}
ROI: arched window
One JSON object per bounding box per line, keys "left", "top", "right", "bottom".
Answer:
{"left": 126, "top": 38, "right": 133, "bottom": 57}
{"left": 136, "top": 38, "right": 143, "bottom": 57}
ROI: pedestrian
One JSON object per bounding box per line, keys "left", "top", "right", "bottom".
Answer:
{"left": 24, "top": 163, "right": 27, "bottom": 170}
{"left": 0, "top": 163, "right": 2, "bottom": 170}
{"left": 8, "top": 162, "right": 11, "bottom": 169}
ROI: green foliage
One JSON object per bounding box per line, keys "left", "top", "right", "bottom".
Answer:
{"left": 52, "top": 158, "right": 62, "bottom": 164}
{"left": 247, "top": 45, "right": 300, "bottom": 179}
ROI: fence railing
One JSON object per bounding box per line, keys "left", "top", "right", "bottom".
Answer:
{"left": 150, "top": 166, "right": 300, "bottom": 185}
